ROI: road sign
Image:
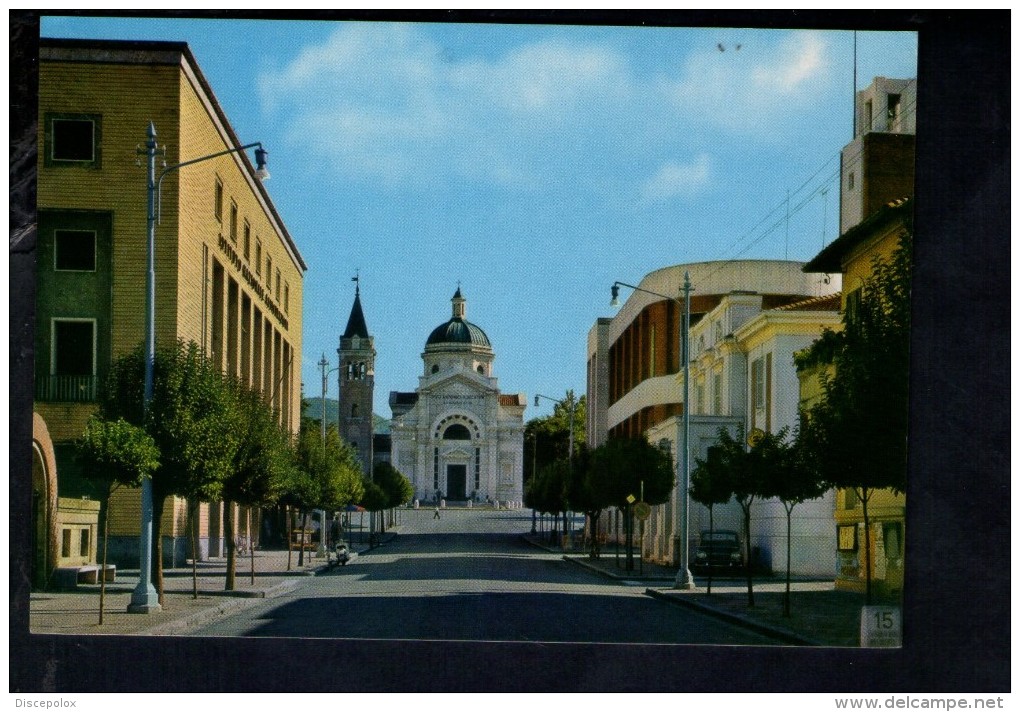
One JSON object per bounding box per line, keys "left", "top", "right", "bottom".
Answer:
{"left": 626, "top": 494, "right": 636, "bottom": 504}
{"left": 633, "top": 501, "right": 652, "bottom": 521}
{"left": 747, "top": 428, "right": 765, "bottom": 447}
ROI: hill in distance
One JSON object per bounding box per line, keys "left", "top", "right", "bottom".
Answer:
{"left": 304, "top": 397, "right": 390, "bottom": 434}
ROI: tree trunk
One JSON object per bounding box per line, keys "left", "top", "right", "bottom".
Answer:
{"left": 190, "top": 500, "right": 199, "bottom": 600}
{"left": 625, "top": 505, "right": 634, "bottom": 571}
{"left": 151, "top": 490, "right": 167, "bottom": 606}
{"left": 743, "top": 504, "right": 755, "bottom": 607}
{"left": 784, "top": 504, "right": 793, "bottom": 617}
{"left": 224, "top": 501, "right": 236, "bottom": 591}
{"left": 298, "top": 512, "right": 307, "bottom": 567}
{"left": 862, "top": 488, "right": 873, "bottom": 605}
{"left": 99, "top": 486, "right": 114, "bottom": 625}
{"left": 707, "top": 505, "right": 714, "bottom": 596}
{"left": 286, "top": 505, "right": 293, "bottom": 571}
{"left": 249, "top": 508, "right": 256, "bottom": 586}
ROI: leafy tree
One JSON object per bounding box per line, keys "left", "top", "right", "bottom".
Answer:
{"left": 287, "top": 420, "right": 364, "bottom": 565}
{"left": 222, "top": 381, "right": 294, "bottom": 590}
{"left": 761, "top": 425, "right": 828, "bottom": 616}
{"left": 101, "top": 341, "right": 239, "bottom": 603}
{"left": 524, "top": 392, "right": 586, "bottom": 487}
{"left": 588, "top": 438, "right": 674, "bottom": 571}
{"left": 709, "top": 427, "right": 788, "bottom": 607}
{"left": 532, "top": 458, "right": 571, "bottom": 543}
{"left": 689, "top": 444, "right": 733, "bottom": 595}
{"left": 801, "top": 230, "right": 911, "bottom": 604}
{"left": 359, "top": 479, "right": 389, "bottom": 545}
{"left": 76, "top": 416, "right": 159, "bottom": 623}
{"left": 374, "top": 461, "right": 414, "bottom": 531}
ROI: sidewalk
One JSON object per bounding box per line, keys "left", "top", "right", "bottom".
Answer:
{"left": 526, "top": 533, "right": 884, "bottom": 647}
{"left": 28, "top": 534, "right": 394, "bottom": 637}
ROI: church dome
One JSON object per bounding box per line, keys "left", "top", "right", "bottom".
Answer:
{"left": 424, "top": 287, "right": 492, "bottom": 349}
{"left": 426, "top": 318, "right": 491, "bottom": 347}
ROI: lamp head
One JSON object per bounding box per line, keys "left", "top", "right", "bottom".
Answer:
{"left": 255, "top": 147, "right": 270, "bottom": 181}
{"left": 610, "top": 283, "right": 621, "bottom": 307}
{"left": 534, "top": 395, "right": 540, "bottom": 407}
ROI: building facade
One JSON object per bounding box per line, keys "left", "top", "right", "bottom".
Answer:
{"left": 33, "top": 39, "right": 305, "bottom": 584}
{"left": 803, "top": 75, "right": 915, "bottom": 597}
{"left": 644, "top": 292, "right": 842, "bottom": 574}
{"left": 389, "top": 289, "right": 525, "bottom": 504}
{"left": 587, "top": 261, "right": 840, "bottom": 572}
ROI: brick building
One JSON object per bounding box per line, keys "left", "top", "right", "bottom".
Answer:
{"left": 32, "top": 38, "right": 305, "bottom": 586}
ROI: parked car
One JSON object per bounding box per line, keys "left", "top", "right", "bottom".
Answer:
{"left": 693, "top": 530, "right": 743, "bottom": 573}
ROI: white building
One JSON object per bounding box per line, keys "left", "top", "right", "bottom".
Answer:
{"left": 645, "top": 291, "right": 842, "bottom": 576}
{"left": 389, "top": 288, "right": 526, "bottom": 504}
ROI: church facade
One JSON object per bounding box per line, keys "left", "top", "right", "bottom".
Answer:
{"left": 389, "top": 288, "right": 525, "bottom": 504}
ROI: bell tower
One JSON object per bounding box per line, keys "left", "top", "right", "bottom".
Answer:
{"left": 337, "top": 277, "right": 375, "bottom": 478}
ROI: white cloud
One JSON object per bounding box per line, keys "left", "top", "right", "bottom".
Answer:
{"left": 259, "top": 25, "right": 838, "bottom": 193}
{"left": 640, "top": 153, "right": 713, "bottom": 203}
{"left": 666, "top": 31, "right": 833, "bottom": 137}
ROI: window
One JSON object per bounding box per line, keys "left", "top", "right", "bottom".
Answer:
{"left": 255, "top": 239, "right": 262, "bottom": 275}
{"left": 848, "top": 171, "right": 855, "bottom": 190}
{"left": 79, "top": 528, "right": 90, "bottom": 557}
{"left": 443, "top": 424, "right": 471, "bottom": 440}
{"left": 214, "top": 178, "right": 224, "bottom": 222}
{"left": 844, "top": 488, "right": 859, "bottom": 510}
{"left": 712, "top": 372, "right": 723, "bottom": 415}
{"left": 845, "top": 288, "right": 863, "bottom": 325}
{"left": 887, "top": 93, "right": 901, "bottom": 119}
{"left": 54, "top": 230, "right": 96, "bottom": 271}
{"left": 61, "top": 529, "right": 72, "bottom": 558}
{"left": 49, "top": 114, "right": 100, "bottom": 164}
{"left": 266, "top": 256, "right": 273, "bottom": 285}
{"left": 351, "top": 403, "right": 359, "bottom": 418}
{"left": 751, "top": 357, "right": 765, "bottom": 412}
{"left": 52, "top": 319, "right": 95, "bottom": 377}
{"left": 431, "top": 364, "right": 439, "bottom": 374}
{"left": 229, "top": 201, "right": 238, "bottom": 243}
{"left": 476, "top": 365, "right": 484, "bottom": 375}
{"left": 275, "top": 269, "right": 281, "bottom": 301}
{"left": 284, "top": 282, "right": 289, "bottom": 314}
{"left": 864, "top": 99, "right": 873, "bottom": 132}
{"left": 243, "top": 221, "right": 251, "bottom": 261}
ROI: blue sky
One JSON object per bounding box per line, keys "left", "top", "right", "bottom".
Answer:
{"left": 40, "top": 16, "right": 917, "bottom": 420}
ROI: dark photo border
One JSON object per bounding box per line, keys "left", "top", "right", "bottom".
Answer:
{"left": 10, "top": 10, "right": 1010, "bottom": 693}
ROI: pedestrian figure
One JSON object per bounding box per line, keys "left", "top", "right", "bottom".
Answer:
{"left": 434, "top": 506, "right": 441, "bottom": 520}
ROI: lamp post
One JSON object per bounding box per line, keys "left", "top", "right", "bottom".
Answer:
{"left": 526, "top": 432, "right": 538, "bottom": 533}
{"left": 610, "top": 274, "right": 695, "bottom": 590}
{"left": 129, "top": 123, "right": 269, "bottom": 613}
{"left": 318, "top": 354, "right": 341, "bottom": 554}
{"left": 535, "top": 392, "right": 576, "bottom": 539}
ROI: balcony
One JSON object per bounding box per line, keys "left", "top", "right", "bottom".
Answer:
{"left": 35, "top": 374, "right": 97, "bottom": 403}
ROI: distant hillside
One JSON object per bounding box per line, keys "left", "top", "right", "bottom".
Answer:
{"left": 303, "top": 397, "right": 389, "bottom": 434}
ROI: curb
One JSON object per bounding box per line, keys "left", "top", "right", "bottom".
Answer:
{"left": 561, "top": 553, "right": 674, "bottom": 583}
{"left": 144, "top": 577, "right": 302, "bottom": 637}
{"left": 642, "top": 588, "right": 821, "bottom": 646}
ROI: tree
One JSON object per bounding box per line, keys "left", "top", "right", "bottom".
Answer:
{"left": 689, "top": 444, "right": 733, "bottom": 595}
{"left": 588, "top": 438, "right": 674, "bottom": 571}
{"left": 359, "top": 479, "right": 389, "bottom": 546}
{"left": 76, "top": 416, "right": 159, "bottom": 624}
{"left": 708, "top": 427, "right": 787, "bottom": 607}
{"left": 801, "top": 230, "right": 911, "bottom": 604}
{"left": 101, "top": 341, "right": 240, "bottom": 603}
{"left": 222, "top": 381, "right": 294, "bottom": 590}
{"left": 374, "top": 462, "right": 414, "bottom": 531}
{"left": 287, "top": 420, "right": 364, "bottom": 565}
{"left": 524, "top": 392, "right": 587, "bottom": 536}
{"left": 763, "top": 425, "right": 828, "bottom": 616}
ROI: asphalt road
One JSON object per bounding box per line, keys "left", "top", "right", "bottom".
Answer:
{"left": 191, "top": 508, "right": 780, "bottom": 645}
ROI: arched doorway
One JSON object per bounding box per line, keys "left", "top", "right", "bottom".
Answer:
{"left": 32, "top": 413, "right": 59, "bottom": 590}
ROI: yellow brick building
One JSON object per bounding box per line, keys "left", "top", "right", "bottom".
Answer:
{"left": 32, "top": 38, "right": 306, "bottom": 587}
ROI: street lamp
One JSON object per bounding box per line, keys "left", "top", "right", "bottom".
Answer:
{"left": 318, "top": 354, "right": 341, "bottom": 554}
{"left": 129, "top": 123, "right": 270, "bottom": 613}
{"left": 610, "top": 274, "right": 696, "bottom": 590}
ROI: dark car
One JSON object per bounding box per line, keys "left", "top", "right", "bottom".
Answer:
{"left": 693, "top": 530, "right": 743, "bottom": 573}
